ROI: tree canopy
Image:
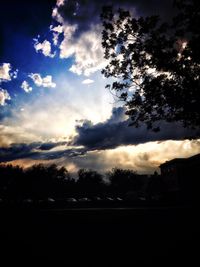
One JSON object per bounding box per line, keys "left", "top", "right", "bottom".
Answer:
{"left": 101, "top": 0, "right": 200, "bottom": 131}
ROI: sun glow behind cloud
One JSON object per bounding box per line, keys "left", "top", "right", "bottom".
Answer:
{"left": 6, "top": 139, "right": 200, "bottom": 174}
{"left": 0, "top": 71, "right": 113, "bottom": 147}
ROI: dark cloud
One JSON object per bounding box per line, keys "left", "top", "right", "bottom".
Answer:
{"left": 73, "top": 107, "right": 199, "bottom": 151}
{"left": 56, "top": 0, "right": 175, "bottom": 36}
{"left": 0, "top": 143, "right": 40, "bottom": 162}
{"left": 39, "top": 141, "right": 66, "bottom": 151}
{"left": 0, "top": 141, "right": 70, "bottom": 162}
{"left": 0, "top": 107, "right": 198, "bottom": 164}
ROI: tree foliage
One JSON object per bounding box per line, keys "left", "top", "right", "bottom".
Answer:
{"left": 77, "top": 168, "right": 104, "bottom": 196}
{"left": 107, "top": 168, "right": 143, "bottom": 193}
{"left": 101, "top": 0, "right": 200, "bottom": 131}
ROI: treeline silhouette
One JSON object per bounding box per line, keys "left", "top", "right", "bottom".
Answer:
{"left": 0, "top": 164, "right": 164, "bottom": 205}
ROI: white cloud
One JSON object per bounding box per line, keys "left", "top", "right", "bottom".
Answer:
{"left": 0, "top": 63, "right": 12, "bottom": 82}
{"left": 0, "top": 63, "right": 18, "bottom": 84}
{"left": 12, "top": 69, "right": 18, "bottom": 79}
{"left": 29, "top": 73, "right": 56, "bottom": 88}
{"left": 51, "top": 4, "right": 106, "bottom": 76}
{"left": 21, "top": 81, "right": 32, "bottom": 93}
{"left": 59, "top": 24, "right": 77, "bottom": 56}
{"left": 50, "top": 24, "right": 64, "bottom": 45}
{"left": 51, "top": 0, "right": 107, "bottom": 76}
{"left": 52, "top": 33, "right": 59, "bottom": 46}
{"left": 56, "top": 0, "right": 65, "bottom": 7}
{"left": 29, "top": 73, "right": 42, "bottom": 86}
{"left": 0, "top": 88, "right": 11, "bottom": 106}
{"left": 0, "top": 124, "right": 39, "bottom": 147}
{"left": 52, "top": 0, "right": 66, "bottom": 24}
{"left": 34, "top": 39, "right": 55, "bottom": 58}
{"left": 50, "top": 24, "right": 63, "bottom": 33}
{"left": 82, "top": 79, "right": 94, "bottom": 84}
{"left": 59, "top": 24, "right": 107, "bottom": 76}
{"left": 52, "top": 7, "right": 64, "bottom": 24}
{"left": 42, "top": 75, "right": 56, "bottom": 88}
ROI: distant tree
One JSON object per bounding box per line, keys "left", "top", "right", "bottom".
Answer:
{"left": 56, "top": 166, "right": 71, "bottom": 181}
{"left": 22, "top": 164, "right": 71, "bottom": 198}
{"left": 77, "top": 169, "right": 104, "bottom": 196}
{"left": 0, "top": 164, "right": 23, "bottom": 198}
{"left": 101, "top": 0, "right": 200, "bottom": 131}
{"left": 107, "top": 168, "right": 143, "bottom": 194}
{"left": 0, "top": 163, "right": 76, "bottom": 200}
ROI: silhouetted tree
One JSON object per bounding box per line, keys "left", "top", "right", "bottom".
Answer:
{"left": 107, "top": 168, "right": 143, "bottom": 195}
{"left": 0, "top": 164, "right": 24, "bottom": 199}
{"left": 23, "top": 164, "right": 73, "bottom": 198}
{"left": 101, "top": 0, "right": 200, "bottom": 131}
{"left": 77, "top": 169, "right": 105, "bottom": 196}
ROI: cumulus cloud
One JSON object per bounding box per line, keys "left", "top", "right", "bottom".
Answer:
{"left": 73, "top": 107, "right": 199, "bottom": 151}
{"left": 54, "top": 0, "right": 174, "bottom": 32}
{"left": 34, "top": 39, "right": 56, "bottom": 58}
{"left": 29, "top": 73, "right": 56, "bottom": 88}
{"left": 21, "top": 81, "right": 32, "bottom": 93}
{"left": 56, "top": 0, "right": 65, "bottom": 7}
{"left": 0, "top": 88, "right": 11, "bottom": 106}
{"left": 60, "top": 25, "right": 106, "bottom": 76}
{"left": 49, "top": 0, "right": 175, "bottom": 76}
{"left": 12, "top": 69, "right": 18, "bottom": 79}
{"left": 0, "top": 63, "right": 12, "bottom": 82}
{"left": 50, "top": 24, "right": 64, "bottom": 45}
{"left": 51, "top": 0, "right": 109, "bottom": 76}
{"left": 82, "top": 79, "right": 94, "bottom": 84}
{"left": 50, "top": 24, "right": 63, "bottom": 33}
{"left": 0, "top": 63, "right": 18, "bottom": 84}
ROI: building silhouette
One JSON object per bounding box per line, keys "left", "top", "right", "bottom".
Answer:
{"left": 160, "top": 153, "right": 200, "bottom": 201}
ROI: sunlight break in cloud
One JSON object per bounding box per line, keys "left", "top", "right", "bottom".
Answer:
{"left": 82, "top": 79, "right": 94, "bottom": 84}
{"left": 0, "top": 88, "right": 11, "bottom": 106}
{"left": 0, "top": 124, "right": 40, "bottom": 147}
{"left": 21, "top": 81, "right": 32, "bottom": 93}
{"left": 29, "top": 73, "right": 56, "bottom": 88}
{"left": 78, "top": 139, "right": 200, "bottom": 174}
{"left": 4, "top": 139, "right": 200, "bottom": 175}
{"left": 34, "top": 39, "right": 55, "bottom": 58}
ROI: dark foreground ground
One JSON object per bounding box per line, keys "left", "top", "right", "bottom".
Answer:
{"left": 0, "top": 204, "right": 199, "bottom": 266}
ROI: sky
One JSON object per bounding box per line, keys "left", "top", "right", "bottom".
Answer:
{"left": 0, "top": 0, "right": 200, "bottom": 174}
